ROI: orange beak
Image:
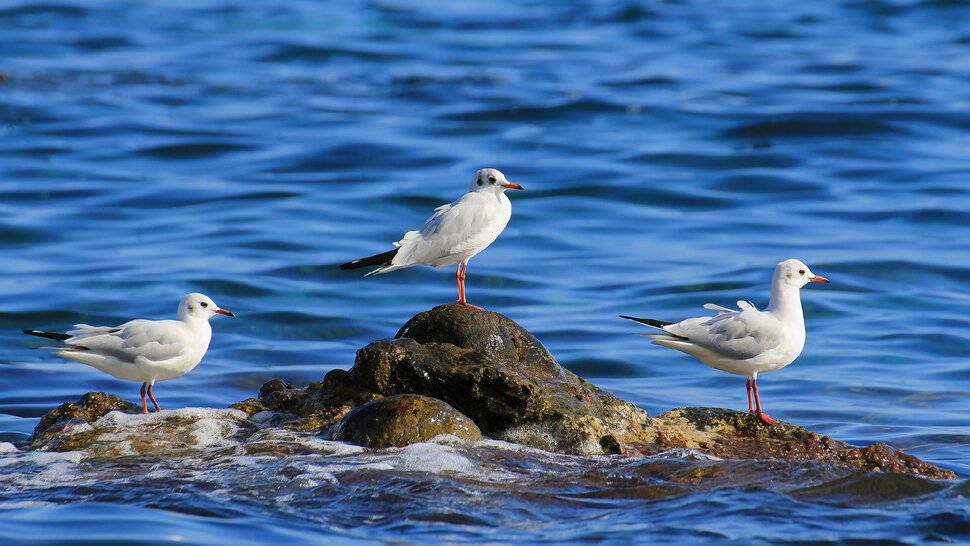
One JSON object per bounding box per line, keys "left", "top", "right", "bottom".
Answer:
{"left": 215, "top": 308, "right": 235, "bottom": 317}
{"left": 502, "top": 182, "right": 524, "bottom": 190}
{"left": 809, "top": 275, "right": 830, "bottom": 284}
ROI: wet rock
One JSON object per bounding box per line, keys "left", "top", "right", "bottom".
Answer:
{"left": 330, "top": 394, "right": 482, "bottom": 448}
{"left": 232, "top": 379, "right": 353, "bottom": 432}
{"left": 36, "top": 406, "right": 251, "bottom": 456}
{"left": 316, "top": 304, "right": 651, "bottom": 454}
{"left": 645, "top": 407, "right": 957, "bottom": 480}
{"left": 792, "top": 471, "right": 950, "bottom": 503}
{"left": 29, "top": 392, "right": 140, "bottom": 450}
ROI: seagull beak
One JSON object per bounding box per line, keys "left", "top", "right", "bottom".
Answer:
{"left": 809, "top": 275, "right": 830, "bottom": 284}
{"left": 502, "top": 182, "right": 524, "bottom": 190}
{"left": 215, "top": 308, "right": 235, "bottom": 317}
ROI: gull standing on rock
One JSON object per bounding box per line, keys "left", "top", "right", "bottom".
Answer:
{"left": 23, "top": 293, "right": 234, "bottom": 414}
{"left": 620, "top": 259, "right": 829, "bottom": 425}
{"left": 340, "top": 168, "right": 524, "bottom": 310}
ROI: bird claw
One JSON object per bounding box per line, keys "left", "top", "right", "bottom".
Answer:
{"left": 757, "top": 412, "right": 778, "bottom": 425}
{"left": 458, "top": 301, "right": 485, "bottom": 311}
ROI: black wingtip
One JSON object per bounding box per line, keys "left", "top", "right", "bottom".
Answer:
{"left": 340, "top": 248, "right": 399, "bottom": 270}
{"left": 619, "top": 315, "right": 675, "bottom": 329}
{"left": 23, "top": 329, "right": 71, "bottom": 342}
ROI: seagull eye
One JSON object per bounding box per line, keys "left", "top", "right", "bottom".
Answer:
{"left": 200, "top": 301, "right": 208, "bottom": 308}
{"left": 488, "top": 175, "right": 496, "bottom": 183}
{"left": 798, "top": 270, "right": 805, "bottom": 275}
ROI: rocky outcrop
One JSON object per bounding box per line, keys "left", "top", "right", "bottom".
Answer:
{"left": 330, "top": 394, "right": 482, "bottom": 448}
{"left": 24, "top": 304, "right": 957, "bottom": 480}
{"left": 316, "top": 305, "right": 651, "bottom": 455}
{"left": 642, "top": 407, "right": 954, "bottom": 479}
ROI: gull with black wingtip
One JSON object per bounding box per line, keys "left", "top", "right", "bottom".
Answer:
{"left": 621, "top": 259, "right": 829, "bottom": 425}
{"left": 340, "top": 168, "right": 524, "bottom": 310}
{"left": 23, "top": 293, "right": 234, "bottom": 414}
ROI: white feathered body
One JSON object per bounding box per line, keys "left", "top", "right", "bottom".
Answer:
{"left": 55, "top": 318, "right": 212, "bottom": 383}
{"left": 646, "top": 300, "right": 806, "bottom": 377}
{"left": 368, "top": 190, "right": 512, "bottom": 274}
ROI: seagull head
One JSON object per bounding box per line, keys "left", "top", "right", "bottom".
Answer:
{"left": 179, "top": 293, "right": 235, "bottom": 321}
{"left": 774, "top": 258, "right": 829, "bottom": 289}
{"left": 470, "top": 168, "right": 524, "bottom": 194}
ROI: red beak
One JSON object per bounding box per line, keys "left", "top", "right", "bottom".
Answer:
{"left": 215, "top": 308, "right": 235, "bottom": 317}
{"left": 502, "top": 182, "right": 524, "bottom": 190}
{"left": 809, "top": 275, "right": 830, "bottom": 284}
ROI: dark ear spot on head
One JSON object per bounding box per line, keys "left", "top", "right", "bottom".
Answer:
{"left": 477, "top": 179, "right": 483, "bottom": 186}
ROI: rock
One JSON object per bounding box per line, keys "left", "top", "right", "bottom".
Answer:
{"left": 231, "top": 379, "right": 353, "bottom": 432}
{"left": 37, "top": 406, "right": 251, "bottom": 456}
{"left": 316, "top": 304, "right": 651, "bottom": 455}
{"left": 29, "top": 392, "right": 140, "bottom": 450}
{"left": 645, "top": 408, "right": 957, "bottom": 480}
{"left": 330, "top": 394, "right": 482, "bottom": 448}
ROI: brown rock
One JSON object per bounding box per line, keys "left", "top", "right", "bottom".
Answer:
{"left": 29, "top": 392, "right": 140, "bottom": 450}
{"left": 330, "top": 394, "right": 482, "bottom": 448}
{"left": 644, "top": 407, "right": 956, "bottom": 480}
{"left": 315, "top": 304, "right": 651, "bottom": 454}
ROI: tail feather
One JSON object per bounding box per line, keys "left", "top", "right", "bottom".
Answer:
{"left": 340, "top": 249, "right": 399, "bottom": 270}
{"left": 619, "top": 315, "right": 689, "bottom": 340}
{"left": 22, "top": 329, "right": 71, "bottom": 342}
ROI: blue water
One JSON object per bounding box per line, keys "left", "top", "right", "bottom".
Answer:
{"left": 2, "top": 0, "right": 969, "bottom": 544}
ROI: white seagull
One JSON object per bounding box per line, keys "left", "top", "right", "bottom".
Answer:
{"left": 340, "top": 168, "right": 524, "bottom": 310}
{"left": 23, "top": 293, "right": 234, "bottom": 414}
{"left": 620, "top": 259, "right": 829, "bottom": 425}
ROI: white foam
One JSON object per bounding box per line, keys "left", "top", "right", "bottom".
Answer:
{"left": 0, "top": 501, "right": 56, "bottom": 509}
{"left": 394, "top": 442, "right": 476, "bottom": 474}
{"left": 95, "top": 407, "right": 247, "bottom": 428}
{"left": 0, "top": 442, "right": 18, "bottom": 454}
{"left": 84, "top": 408, "right": 250, "bottom": 452}
{"left": 0, "top": 450, "right": 88, "bottom": 491}
{"left": 653, "top": 448, "right": 723, "bottom": 461}
{"left": 245, "top": 428, "right": 367, "bottom": 456}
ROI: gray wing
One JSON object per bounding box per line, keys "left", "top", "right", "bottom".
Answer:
{"left": 393, "top": 192, "right": 507, "bottom": 264}
{"left": 667, "top": 304, "right": 785, "bottom": 361}
{"left": 67, "top": 319, "right": 190, "bottom": 364}
{"left": 417, "top": 201, "right": 455, "bottom": 238}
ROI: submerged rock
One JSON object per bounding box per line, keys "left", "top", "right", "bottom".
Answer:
{"left": 330, "top": 394, "right": 482, "bottom": 448}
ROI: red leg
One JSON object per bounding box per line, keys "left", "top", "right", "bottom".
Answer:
{"left": 455, "top": 264, "right": 463, "bottom": 302}
{"left": 751, "top": 377, "right": 777, "bottom": 425}
{"left": 746, "top": 378, "right": 755, "bottom": 413}
{"left": 139, "top": 382, "right": 149, "bottom": 414}
{"left": 147, "top": 382, "right": 161, "bottom": 413}
{"left": 456, "top": 263, "right": 483, "bottom": 310}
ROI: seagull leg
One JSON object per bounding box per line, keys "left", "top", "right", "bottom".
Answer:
{"left": 746, "top": 378, "right": 755, "bottom": 413}
{"left": 456, "top": 263, "right": 484, "bottom": 310}
{"left": 751, "top": 377, "right": 777, "bottom": 425}
{"left": 146, "top": 381, "right": 162, "bottom": 413}
{"left": 139, "top": 382, "right": 149, "bottom": 414}
{"left": 455, "top": 263, "right": 463, "bottom": 303}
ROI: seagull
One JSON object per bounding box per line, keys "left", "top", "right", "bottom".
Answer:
{"left": 23, "top": 293, "right": 234, "bottom": 414}
{"left": 620, "top": 259, "right": 829, "bottom": 425}
{"left": 340, "top": 168, "right": 524, "bottom": 310}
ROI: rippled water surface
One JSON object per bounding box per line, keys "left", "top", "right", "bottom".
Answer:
{"left": 1, "top": 1, "right": 968, "bottom": 544}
